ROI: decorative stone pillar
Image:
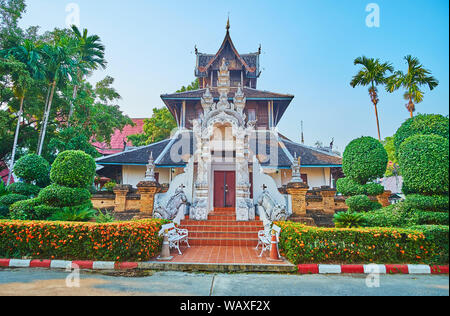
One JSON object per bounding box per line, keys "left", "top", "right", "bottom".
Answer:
{"left": 377, "top": 190, "right": 392, "bottom": 207}
{"left": 286, "top": 182, "right": 309, "bottom": 216}
{"left": 320, "top": 187, "right": 337, "bottom": 215}
{"left": 137, "top": 181, "right": 161, "bottom": 216}
{"left": 113, "top": 185, "right": 131, "bottom": 213}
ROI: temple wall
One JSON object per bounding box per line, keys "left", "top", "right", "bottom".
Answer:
{"left": 121, "top": 166, "right": 171, "bottom": 187}
{"left": 263, "top": 167, "right": 333, "bottom": 189}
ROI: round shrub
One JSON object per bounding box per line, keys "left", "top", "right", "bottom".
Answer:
{"left": 38, "top": 184, "right": 91, "bottom": 208}
{"left": 13, "top": 154, "right": 50, "bottom": 183}
{"left": 398, "top": 135, "right": 449, "bottom": 195}
{"left": 0, "top": 194, "right": 28, "bottom": 207}
{"left": 342, "top": 136, "right": 388, "bottom": 184}
{"left": 50, "top": 150, "right": 96, "bottom": 188}
{"left": 7, "top": 182, "right": 40, "bottom": 197}
{"left": 346, "top": 195, "right": 381, "bottom": 212}
{"left": 405, "top": 194, "right": 449, "bottom": 212}
{"left": 394, "top": 114, "right": 449, "bottom": 156}
{"left": 0, "top": 205, "right": 9, "bottom": 218}
{"left": 363, "top": 182, "right": 385, "bottom": 196}
{"left": 336, "top": 177, "right": 365, "bottom": 196}
{"left": 9, "top": 198, "right": 41, "bottom": 220}
{"left": 34, "top": 205, "right": 61, "bottom": 220}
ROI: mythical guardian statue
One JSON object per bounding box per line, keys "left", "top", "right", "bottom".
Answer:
{"left": 256, "top": 190, "right": 289, "bottom": 233}
{"left": 153, "top": 185, "right": 188, "bottom": 224}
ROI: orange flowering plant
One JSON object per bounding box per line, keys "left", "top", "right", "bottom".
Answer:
{"left": 276, "top": 222, "right": 448, "bottom": 265}
{"left": 0, "top": 219, "right": 169, "bottom": 262}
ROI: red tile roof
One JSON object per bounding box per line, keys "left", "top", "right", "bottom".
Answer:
{"left": 92, "top": 118, "right": 147, "bottom": 155}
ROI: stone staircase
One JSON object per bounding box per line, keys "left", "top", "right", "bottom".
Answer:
{"left": 180, "top": 208, "right": 264, "bottom": 246}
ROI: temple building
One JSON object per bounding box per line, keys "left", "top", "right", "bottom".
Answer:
{"left": 96, "top": 23, "right": 342, "bottom": 219}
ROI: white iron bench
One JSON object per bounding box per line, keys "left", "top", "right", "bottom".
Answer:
{"left": 158, "top": 223, "right": 190, "bottom": 255}
{"left": 255, "top": 224, "right": 281, "bottom": 258}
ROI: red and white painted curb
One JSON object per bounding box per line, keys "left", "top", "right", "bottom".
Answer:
{"left": 0, "top": 259, "right": 448, "bottom": 274}
{"left": 297, "top": 264, "right": 449, "bottom": 275}
{"left": 0, "top": 259, "right": 138, "bottom": 270}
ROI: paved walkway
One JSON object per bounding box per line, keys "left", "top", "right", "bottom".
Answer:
{"left": 0, "top": 269, "right": 448, "bottom": 296}
{"left": 153, "top": 245, "right": 289, "bottom": 265}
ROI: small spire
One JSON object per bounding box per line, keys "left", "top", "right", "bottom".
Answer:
{"left": 226, "top": 16, "right": 230, "bottom": 31}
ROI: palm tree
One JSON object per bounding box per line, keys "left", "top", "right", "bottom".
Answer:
{"left": 386, "top": 55, "right": 439, "bottom": 118}
{"left": 67, "top": 25, "right": 107, "bottom": 125}
{"left": 37, "top": 36, "right": 78, "bottom": 156}
{"left": 1, "top": 40, "right": 44, "bottom": 184}
{"left": 350, "top": 56, "right": 393, "bottom": 141}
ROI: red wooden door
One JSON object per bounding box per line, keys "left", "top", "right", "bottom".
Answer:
{"left": 214, "top": 171, "right": 236, "bottom": 208}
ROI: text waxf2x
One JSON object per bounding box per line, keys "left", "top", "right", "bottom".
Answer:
{"left": 180, "top": 300, "right": 271, "bottom": 313}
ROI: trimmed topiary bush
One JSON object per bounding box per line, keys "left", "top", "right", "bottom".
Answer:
{"left": 7, "top": 182, "right": 40, "bottom": 197}
{"left": 0, "top": 194, "right": 28, "bottom": 207}
{"left": 398, "top": 134, "right": 449, "bottom": 195}
{"left": 405, "top": 194, "right": 449, "bottom": 213}
{"left": 346, "top": 195, "right": 382, "bottom": 212}
{"left": 0, "top": 205, "right": 9, "bottom": 218}
{"left": 38, "top": 184, "right": 91, "bottom": 208}
{"left": 336, "top": 177, "right": 365, "bottom": 196}
{"left": 13, "top": 154, "right": 50, "bottom": 184}
{"left": 342, "top": 136, "right": 388, "bottom": 185}
{"left": 364, "top": 182, "right": 385, "bottom": 196}
{"left": 34, "top": 205, "right": 62, "bottom": 220}
{"left": 50, "top": 150, "right": 96, "bottom": 188}
{"left": 9, "top": 198, "right": 42, "bottom": 220}
{"left": 394, "top": 114, "right": 449, "bottom": 156}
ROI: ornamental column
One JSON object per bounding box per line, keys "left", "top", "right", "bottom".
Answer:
{"left": 113, "top": 185, "right": 131, "bottom": 213}
{"left": 137, "top": 152, "right": 161, "bottom": 216}
{"left": 286, "top": 153, "right": 309, "bottom": 216}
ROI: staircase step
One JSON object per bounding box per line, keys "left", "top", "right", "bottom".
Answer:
{"left": 180, "top": 225, "right": 262, "bottom": 233}
{"left": 189, "top": 238, "right": 259, "bottom": 247}
{"left": 181, "top": 220, "right": 263, "bottom": 226}
{"left": 189, "top": 231, "right": 260, "bottom": 239}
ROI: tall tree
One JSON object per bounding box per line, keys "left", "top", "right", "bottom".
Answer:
{"left": 0, "top": 39, "right": 42, "bottom": 184}
{"left": 386, "top": 55, "right": 439, "bottom": 118}
{"left": 67, "top": 25, "right": 106, "bottom": 125}
{"left": 350, "top": 56, "right": 393, "bottom": 141}
{"left": 37, "top": 35, "right": 77, "bottom": 155}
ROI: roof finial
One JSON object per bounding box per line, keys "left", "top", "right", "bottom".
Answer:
{"left": 226, "top": 14, "right": 230, "bottom": 32}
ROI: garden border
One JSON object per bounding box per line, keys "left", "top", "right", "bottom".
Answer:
{"left": 0, "top": 258, "right": 448, "bottom": 274}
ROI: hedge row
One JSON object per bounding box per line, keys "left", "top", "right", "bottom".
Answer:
{"left": 0, "top": 219, "right": 167, "bottom": 262}
{"left": 277, "top": 221, "right": 448, "bottom": 265}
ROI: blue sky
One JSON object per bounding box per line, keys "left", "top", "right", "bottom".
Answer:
{"left": 19, "top": 0, "right": 449, "bottom": 152}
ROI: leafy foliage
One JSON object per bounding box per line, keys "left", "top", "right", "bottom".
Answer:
{"left": 0, "top": 193, "right": 26, "bottom": 206}
{"left": 404, "top": 194, "right": 449, "bottom": 213}
{"left": 50, "top": 150, "right": 96, "bottom": 188}
{"left": 103, "top": 181, "right": 116, "bottom": 192}
{"left": 386, "top": 56, "right": 439, "bottom": 116}
{"left": 49, "top": 205, "right": 96, "bottom": 222}
{"left": 333, "top": 211, "right": 366, "bottom": 228}
{"left": 94, "top": 209, "right": 115, "bottom": 223}
{"left": 398, "top": 135, "right": 449, "bottom": 195}
{"left": 277, "top": 221, "right": 448, "bottom": 264}
{"left": 345, "top": 195, "right": 381, "bottom": 212}
{"left": 0, "top": 219, "right": 167, "bottom": 261}
{"left": 9, "top": 197, "right": 41, "bottom": 220}
{"left": 13, "top": 154, "right": 49, "bottom": 183}
{"left": 128, "top": 107, "right": 176, "bottom": 146}
{"left": 6, "top": 182, "right": 40, "bottom": 197}
{"left": 38, "top": 184, "right": 91, "bottom": 208}
{"left": 393, "top": 114, "right": 449, "bottom": 157}
{"left": 342, "top": 136, "right": 388, "bottom": 185}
